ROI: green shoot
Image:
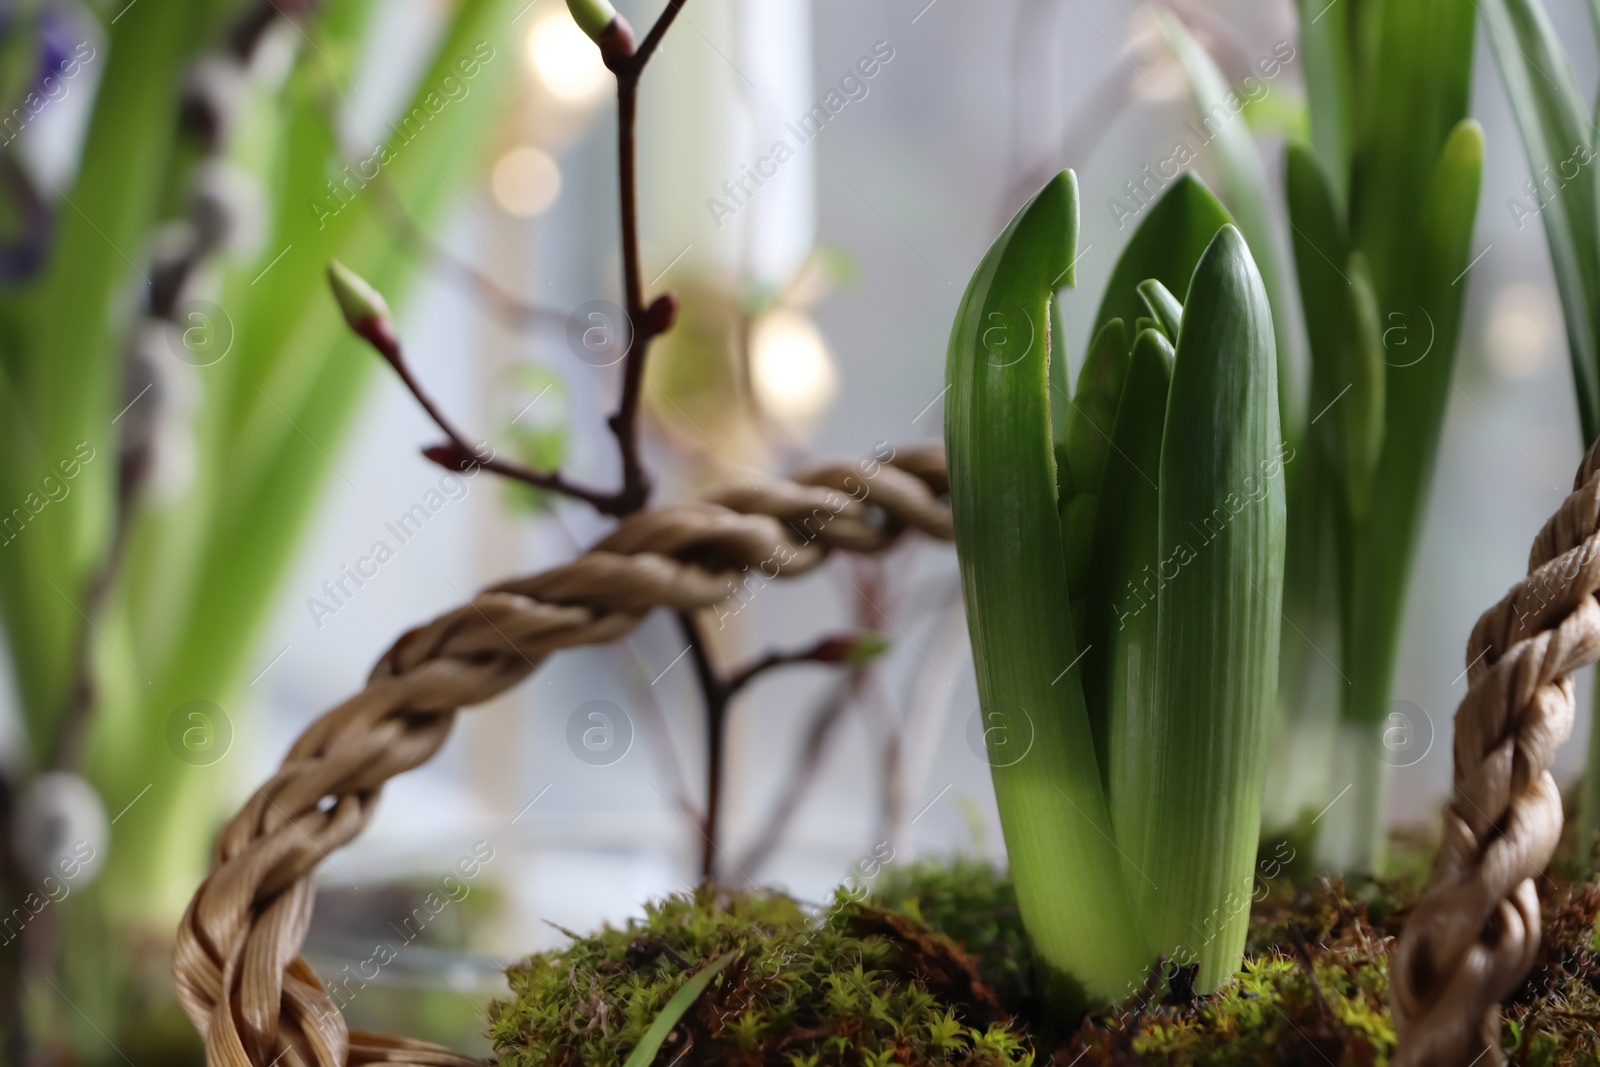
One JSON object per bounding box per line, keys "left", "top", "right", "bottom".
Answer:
{"left": 948, "top": 170, "right": 1285, "bottom": 1002}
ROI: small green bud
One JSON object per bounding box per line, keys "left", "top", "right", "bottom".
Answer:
{"left": 848, "top": 631, "right": 890, "bottom": 662}
{"left": 813, "top": 631, "right": 891, "bottom": 664}
{"left": 567, "top": 0, "right": 618, "bottom": 41}
{"left": 327, "top": 259, "right": 391, "bottom": 332}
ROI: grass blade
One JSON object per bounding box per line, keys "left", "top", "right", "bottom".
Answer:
{"left": 1138, "top": 225, "right": 1285, "bottom": 990}
{"left": 946, "top": 170, "right": 1147, "bottom": 1008}
{"left": 622, "top": 951, "right": 738, "bottom": 1067}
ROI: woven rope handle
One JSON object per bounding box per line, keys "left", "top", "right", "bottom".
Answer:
{"left": 1392, "top": 436, "right": 1600, "bottom": 1065}
{"left": 172, "top": 444, "right": 952, "bottom": 1067}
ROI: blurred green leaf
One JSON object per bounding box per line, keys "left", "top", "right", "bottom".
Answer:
{"left": 1294, "top": 0, "right": 1353, "bottom": 212}
{"left": 1157, "top": 9, "right": 1301, "bottom": 436}
{"left": 88, "top": 0, "right": 523, "bottom": 923}
{"left": 1342, "top": 119, "right": 1483, "bottom": 731}
{"left": 1284, "top": 144, "right": 1382, "bottom": 521}
{"left": 1480, "top": 0, "right": 1600, "bottom": 441}
{"left": 0, "top": 0, "right": 212, "bottom": 761}
{"left": 1351, "top": 0, "right": 1475, "bottom": 302}
{"left": 504, "top": 365, "right": 570, "bottom": 515}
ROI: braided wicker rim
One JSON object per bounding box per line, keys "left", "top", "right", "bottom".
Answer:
{"left": 173, "top": 444, "right": 953, "bottom": 1067}
{"left": 1392, "top": 436, "right": 1600, "bottom": 1066}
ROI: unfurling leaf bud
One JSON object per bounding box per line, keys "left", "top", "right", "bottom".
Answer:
{"left": 327, "top": 259, "right": 397, "bottom": 354}
{"left": 813, "top": 631, "right": 890, "bottom": 664}
{"left": 567, "top": 0, "right": 619, "bottom": 41}
{"left": 423, "top": 440, "right": 494, "bottom": 473}
{"left": 645, "top": 292, "right": 678, "bottom": 335}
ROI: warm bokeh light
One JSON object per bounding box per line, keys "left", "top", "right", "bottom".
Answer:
{"left": 750, "top": 309, "right": 837, "bottom": 423}
{"left": 491, "top": 146, "right": 562, "bottom": 217}
{"left": 526, "top": 12, "right": 611, "bottom": 104}
{"left": 1486, "top": 282, "right": 1553, "bottom": 380}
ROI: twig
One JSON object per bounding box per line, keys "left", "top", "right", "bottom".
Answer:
{"left": 346, "top": 2, "right": 689, "bottom": 516}
{"left": 353, "top": 318, "right": 626, "bottom": 513}
{"left": 725, "top": 633, "right": 878, "bottom": 695}
{"left": 598, "top": 0, "right": 690, "bottom": 515}
{"left": 736, "top": 671, "right": 864, "bottom": 876}
{"left": 675, "top": 609, "right": 728, "bottom": 882}
{"left": 681, "top": 620, "right": 883, "bottom": 882}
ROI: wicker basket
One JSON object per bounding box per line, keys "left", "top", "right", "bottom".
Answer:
{"left": 171, "top": 436, "right": 1600, "bottom": 1067}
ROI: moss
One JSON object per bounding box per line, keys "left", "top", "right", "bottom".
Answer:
{"left": 1501, "top": 882, "right": 1600, "bottom": 1065}
{"left": 871, "top": 858, "right": 1037, "bottom": 1017}
{"left": 1062, "top": 877, "right": 1395, "bottom": 1065}
{"left": 491, "top": 853, "right": 1600, "bottom": 1066}
{"left": 488, "top": 885, "right": 1030, "bottom": 1067}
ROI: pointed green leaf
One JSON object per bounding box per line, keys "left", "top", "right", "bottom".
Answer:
{"left": 1063, "top": 319, "right": 1129, "bottom": 497}
{"left": 1353, "top": 0, "right": 1476, "bottom": 303}
{"left": 1138, "top": 225, "right": 1286, "bottom": 991}
{"left": 1083, "top": 327, "right": 1172, "bottom": 839}
{"left": 946, "top": 170, "right": 1147, "bottom": 1008}
{"left": 621, "top": 951, "right": 738, "bottom": 1067}
{"left": 1341, "top": 120, "right": 1484, "bottom": 744}
{"left": 1093, "top": 173, "right": 1233, "bottom": 342}
{"left": 1060, "top": 320, "right": 1130, "bottom": 594}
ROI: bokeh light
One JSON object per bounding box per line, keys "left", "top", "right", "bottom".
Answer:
{"left": 750, "top": 309, "right": 837, "bottom": 423}
{"left": 491, "top": 146, "right": 562, "bottom": 217}
{"left": 526, "top": 12, "right": 611, "bottom": 105}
